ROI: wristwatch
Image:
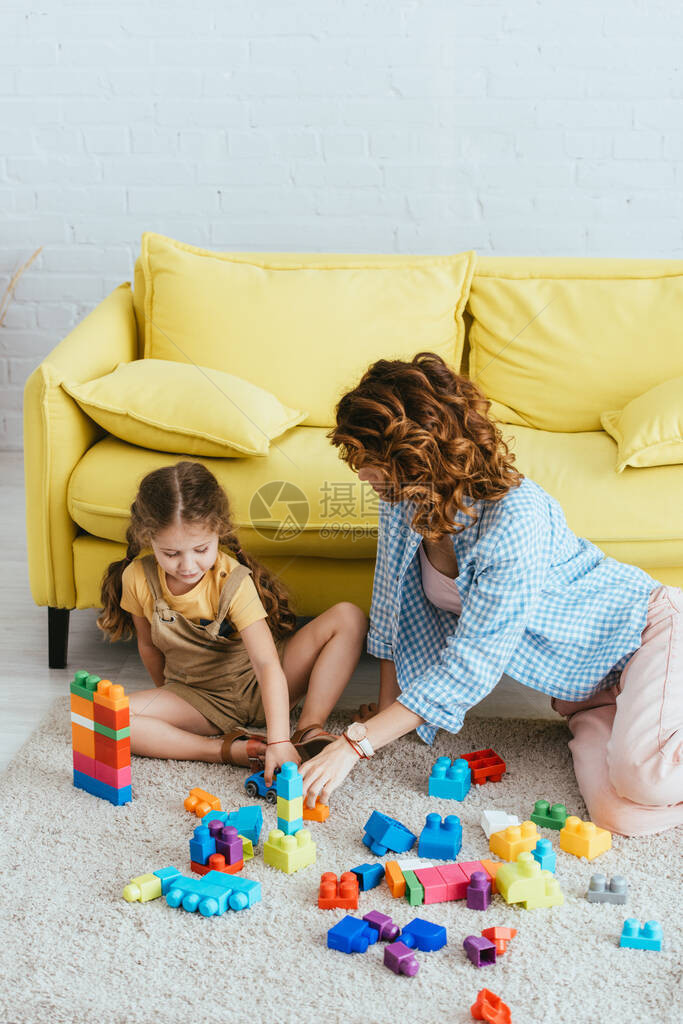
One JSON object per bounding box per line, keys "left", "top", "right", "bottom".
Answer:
{"left": 344, "top": 721, "right": 375, "bottom": 759}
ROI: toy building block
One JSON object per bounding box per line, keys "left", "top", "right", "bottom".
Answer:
{"left": 481, "top": 927, "right": 517, "bottom": 956}
{"left": 276, "top": 761, "right": 303, "bottom": 801}
{"left": 203, "top": 805, "right": 263, "bottom": 847}
{"left": 318, "top": 872, "right": 359, "bottom": 910}
{"left": 303, "top": 798, "right": 330, "bottom": 822}
{"left": 464, "top": 935, "right": 497, "bottom": 968}
{"left": 239, "top": 836, "right": 254, "bottom": 861}
{"left": 400, "top": 917, "right": 447, "bottom": 952}
{"left": 263, "top": 828, "right": 316, "bottom": 874}
{"left": 479, "top": 859, "right": 502, "bottom": 895}
{"left": 586, "top": 873, "right": 628, "bottom": 905}
{"left": 122, "top": 873, "right": 163, "bottom": 903}
{"left": 414, "top": 866, "right": 448, "bottom": 905}
{"left": 351, "top": 863, "right": 385, "bottom": 891}
{"left": 70, "top": 670, "right": 100, "bottom": 700}
{"left": 480, "top": 809, "right": 519, "bottom": 839}
{"left": 560, "top": 816, "right": 612, "bottom": 860}
{"left": 436, "top": 862, "right": 469, "bottom": 901}
{"left": 461, "top": 748, "right": 506, "bottom": 784}
{"left": 215, "top": 825, "right": 243, "bottom": 865}
{"left": 93, "top": 679, "right": 130, "bottom": 732}
{"left": 94, "top": 760, "right": 131, "bottom": 789}
{"left": 327, "top": 915, "right": 378, "bottom": 954}
{"left": 277, "top": 794, "right": 304, "bottom": 822}
{"left": 384, "top": 941, "right": 419, "bottom": 976}
{"left": 619, "top": 919, "right": 662, "bottom": 951}
{"left": 185, "top": 788, "right": 221, "bottom": 818}
{"left": 189, "top": 825, "right": 216, "bottom": 865}
{"left": 489, "top": 821, "right": 540, "bottom": 861}
{"left": 467, "top": 871, "right": 492, "bottom": 911}
{"left": 362, "top": 811, "right": 416, "bottom": 856}
{"left": 385, "top": 860, "right": 406, "bottom": 899}
{"left": 530, "top": 799, "right": 568, "bottom": 830}
{"left": 428, "top": 756, "right": 471, "bottom": 800}
{"left": 418, "top": 812, "right": 462, "bottom": 860}
{"left": 73, "top": 770, "right": 131, "bottom": 805}
{"left": 191, "top": 854, "right": 243, "bottom": 876}
{"left": 363, "top": 911, "right": 401, "bottom": 942}
{"left": 165, "top": 870, "right": 261, "bottom": 915}
{"left": 531, "top": 838, "right": 556, "bottom": 873}
{"left": 471, "top": 988, "right": 512, "bottom": 1024}
{"left": 496, "top": 852, "right": 564, "bottom": 910}
{"left": 403, "top": 870, "right": 425, "bottom": 906}
{"left": 70, "top": 692, "right": 94, "bottom": 720}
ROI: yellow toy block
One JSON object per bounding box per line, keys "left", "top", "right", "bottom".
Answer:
{"left": 263, "top": 828, "right": 316, "bottom": 874}
{"left": 489, "top": 820, "right": 540, "bottom": 861}
{"left": 239, "top": 835, "right": 254, "bottom": 861}
{"left": 559, "top": 816, "right": 612, "bottom": 860}
{"left": 122, "top": 873, "right": 162, "bottom": 903}
{"left": 277, "top": 795, "right": 304, "bottom": 822}
{"left": 496, "top": 852, "right": 564, "bottom": 910}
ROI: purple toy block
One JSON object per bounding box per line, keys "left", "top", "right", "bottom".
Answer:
{"left": 215, "top": 825, "right": 243, "bottom": 865}
{"left": 464, "top": 934, "right": 497, "bottom": 968}
{"left": 384, "top": 940, "right": 419, "bottom": 977}
{"left": 466, "top": 871, "right": 492, "bottom": 911}
{"left": 363, "top": 911, "right": 401, "bottom": 942}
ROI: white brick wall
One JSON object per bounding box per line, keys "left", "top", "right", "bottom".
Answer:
{"left": 1, "top": 0, "right": 683, "bottom": 449}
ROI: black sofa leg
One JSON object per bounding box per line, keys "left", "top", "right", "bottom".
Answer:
{"left": 48, "top": 607, "right": 71, "bottom": 668}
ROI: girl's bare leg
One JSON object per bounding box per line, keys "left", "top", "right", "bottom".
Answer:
{"left": 130, "top": 688, "right": 255, "bottom": 764}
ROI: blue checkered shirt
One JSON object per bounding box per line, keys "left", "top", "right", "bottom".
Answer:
{"left": 367, "top": 476, "right": 657, "bottom": 744}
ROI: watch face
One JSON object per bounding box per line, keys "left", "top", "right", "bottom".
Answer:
{"left": 347, "top": 722, "right": 367, "bottom": 742}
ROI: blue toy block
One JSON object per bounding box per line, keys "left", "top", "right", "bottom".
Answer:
{"left": 203, "top": 805, "right": 263, "bottom": 847}
{"left": 327, "top": 915, "right": 379, "bottom": 954}
{"left": 276, "top": 761, "right": 303, "bottom": 801}
{"left": 362, "top": 811, "right": 416, "bottom": 856}
{"left": 189, "top": 825, "right": 217, "bottom": 865}
{"left": 277, "top": 815, "right": 304, "bottom": 835}
{"left": 400, "top": 917, "right": 448, "bottom": 952}
{"left": 164, "top": 870, "right": 261, "bottom": 915}
{"left": 619, "top": 919, "right": 663, "bottom": 951}
{"left": 73, "top": 769, "right": 131, "bottom": 806}
{"left": 417, "top": 813, "right": 462, "bottom": 860}
{"left": 351, "top": 863, "right": 386, "bottom": 891}
{"left": 428, "top": 757, "right": 471, "bottom": 800}
{"left": 154, "top": 867, "right": 182, "bottom": 894}
{"left": 531, "top": 838, "right": 556, "bottom": 872}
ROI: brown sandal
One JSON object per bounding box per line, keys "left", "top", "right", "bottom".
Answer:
{"left": 290, "top": 723, "right": 338, "bottom": 761}
{"left": 220, "top": 728, "right": 267, "bottom": 768}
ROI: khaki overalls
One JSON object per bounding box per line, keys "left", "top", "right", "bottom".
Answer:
{"left": 141, "top": 554, "right": 288, "bottom": 732}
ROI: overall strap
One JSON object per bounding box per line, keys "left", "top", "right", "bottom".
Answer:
{"left": 204, "top": 564, "right": 252, "bottom": 639}
{"left": 140, "top": 554, "right": 175, "bottom": 622}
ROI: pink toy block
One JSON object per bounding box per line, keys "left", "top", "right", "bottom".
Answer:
{"left": 414, "top": 866, "right": 449, "bottom": 904}
{"left": 435, "top": 862, "right": 469, "bottom": 900}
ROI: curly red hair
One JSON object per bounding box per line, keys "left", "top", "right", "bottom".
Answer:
{"left": 328, "top": 351, "right": 523, "bottom": 538}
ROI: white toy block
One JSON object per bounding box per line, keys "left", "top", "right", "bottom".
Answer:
{"left": 480, "top": 809, "right": 519, "bottom": 839}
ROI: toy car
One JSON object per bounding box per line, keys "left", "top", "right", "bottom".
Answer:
{"left": 244, "top": 769, "right": 277, "bottom": 804}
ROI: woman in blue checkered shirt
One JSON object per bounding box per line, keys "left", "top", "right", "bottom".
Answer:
{"left": 300, "top": 352, "right": 683, "bottom": 837}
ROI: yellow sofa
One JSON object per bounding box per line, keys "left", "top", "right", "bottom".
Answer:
{"left": 24, "top": 238, "right": 683, "bottom": 667}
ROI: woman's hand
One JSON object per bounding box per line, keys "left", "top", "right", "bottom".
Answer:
{"left": 264, "top": 741, "right": 300, "bottom": 786}
{"left": 299, "top": 736, "right": 361, "bottom": 806}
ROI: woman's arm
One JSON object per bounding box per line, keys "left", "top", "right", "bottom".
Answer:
{"left": 133, "top": 613, "right": 166, "bottom": 687}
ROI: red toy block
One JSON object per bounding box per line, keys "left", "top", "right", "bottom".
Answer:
{"left": 471, "top": 988, "right": 511, "bottom": 1024}
{"left": 461, "top": 748, "right": 506, "bottom": 784}
{"left": 318, "top": 872, "right": 359, "bottom": 910}
{"left": 414, "top": 866, "right": 448, "bottom": 904}
{"left": 93, "top": 680, "right": 130, "bottom": 731}
{"left": 435, "top": 862, "right": 469, "bottom": 900}
{"left": 94, "top": 732, "right": 130, "bottom": 769}
{"left": 191, "top": 854, "right": 243, "bottom": 876}
{"left": 481, "top": 927, "right": 517, "bottom": 956}
{"left": 303, "top": 798, "right": 330, "bottom": 822}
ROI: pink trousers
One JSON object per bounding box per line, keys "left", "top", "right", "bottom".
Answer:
{"left": 552, "top": 584, "right": 683, "bottom": 837}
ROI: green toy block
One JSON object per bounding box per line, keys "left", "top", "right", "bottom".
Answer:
{"left": 530, "top": 800, "right": 568, "bottom": 830}
{"left": 263, "top": 828, "right": 316, "bottom": 874}
{"left": 403, "top": 870, "right": 425, "bottom": 906}
{"left": 496, "top": 851, "right": 564, "bottom": 910}
{"left": 122, "top": 873, "right": 162, "bottom": 903}
{"left": 69, "top": 670, "right": 100, "bottom": 700}
{"left": 93, "top": 721, "right": 131, "bottom": 740}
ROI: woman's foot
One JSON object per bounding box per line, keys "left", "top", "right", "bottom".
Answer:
{"left": 352, "top": 702, "right": 378, "bottom": 724}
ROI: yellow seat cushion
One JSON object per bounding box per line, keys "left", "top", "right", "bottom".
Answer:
{"left": 62, "top": 360, "right": 306, "bottom": 458}
{"left": 601, "top": 375, "right": 683, "bottom": 473}
{"left": 468, "top": 257, "right": 683, "bottom": 431}
{"left": 137, "top": 232, "right": 477, "bottom": 427}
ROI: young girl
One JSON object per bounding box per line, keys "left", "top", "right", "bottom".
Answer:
{"left": 98, "top": 460, "right": 368, "bottom": 784}
{"left": 300, "top": 352, "right": 683, "bottom": 837}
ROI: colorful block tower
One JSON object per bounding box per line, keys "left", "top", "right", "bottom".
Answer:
{"left": 264, "top": 761, "right": 316, "bottom": 874}
{"left": 276, "top": 762, "right": 304, "bottom": 835}
{"left": 70, "top": 670, "right": 131, "bottom": 805}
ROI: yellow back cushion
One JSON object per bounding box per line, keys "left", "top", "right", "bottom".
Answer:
{"left": 137, "top": 233, "right": 476, "bottom": 427}
{"left": 468, "top": 257, "right": 683, "bottom": 431}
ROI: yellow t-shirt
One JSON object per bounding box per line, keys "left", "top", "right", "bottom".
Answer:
{"left": 120, "top": 550, "right": 267, "bottom": 635}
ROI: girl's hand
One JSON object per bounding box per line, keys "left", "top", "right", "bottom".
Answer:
{"left": 264, "top": 741, "right": 300, "bottom": 786}
{"left": 299, "top": 737, "right": 361, "bottom": 807}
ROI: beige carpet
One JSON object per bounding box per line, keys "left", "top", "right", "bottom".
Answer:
{"left": 0, "top": 698, "right": 680, "bottom": 1024}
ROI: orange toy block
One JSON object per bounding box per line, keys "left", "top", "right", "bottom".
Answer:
{"left": 94, "top": 732, "right": 130, "bottom": 769}
{"left": 481, "top": 926, "right": 517, "bottom": 955}
{"left": 318, "top": 871, "right": 359, "bottom": 910}
{"left": 191, "top": 854, "right": 243, "bottom": 876}
{"left": 489, "top": 821, "right": 539, "bottom": 861}
{"left": 303, "top": 799, "right": 330, "bottom": 822}
{"left": 384, "top": 861, "right": 406, "bottom": 899}
{"left": 471, "top": 988, "right": 511, "bottom": 1024}
{"left": 71, "top": 722, "right": 95, "bottom": 759}
{"left": 184, "top": 788, "right": 222, "bottom": 817}
{"left": 70, "top": 694, "right": 94, "bottom": 720}
{"left": 559, "top": 816, "right": 612, "bottom": 860}
{"left": 94, "top": 680, "right": 130, "bottom": 732}
{"left": 480, "top": 859, "right": 502, "bottom": 895}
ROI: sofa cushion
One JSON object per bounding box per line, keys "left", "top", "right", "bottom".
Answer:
{"left": 468, "top": 257, "right": 683, "bottom": 432}
{"left": 601, "top": 374, "right": 683, "bottom": 473}
{"left": 137, "top": 232, "right": 477, "bottom": 427}
{"left": 62, "top": 359, "right": 306, "bottom": 458}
